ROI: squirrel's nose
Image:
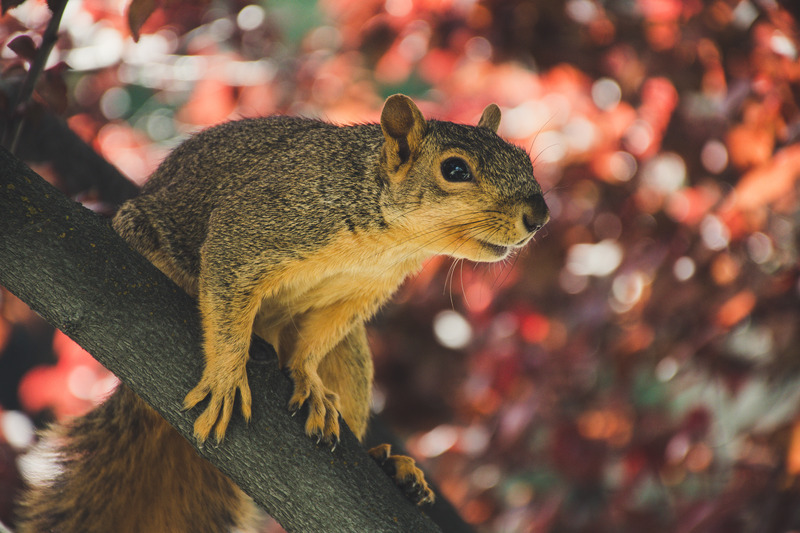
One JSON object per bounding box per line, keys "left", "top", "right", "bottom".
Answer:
{"left": 522, "top": 194, "right": 549, "bottom": 234}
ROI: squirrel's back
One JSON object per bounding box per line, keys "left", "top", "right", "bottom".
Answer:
{"left": 114, "top": 117, "right": 387, "bottom": 290}
{"left": 144, "top": 117, "right": 384, "bottom": 197}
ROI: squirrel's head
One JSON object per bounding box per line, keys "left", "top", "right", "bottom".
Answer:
{"left": 379, "top": 94, "right": 549, "bottom": 263}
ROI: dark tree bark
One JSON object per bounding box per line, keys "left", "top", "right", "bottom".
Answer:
{"left": 0, "top": 146, "right": 441, "bottom": 532}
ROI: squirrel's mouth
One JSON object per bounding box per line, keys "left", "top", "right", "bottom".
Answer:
{"left": 476, "top": 240, "right": 511, "bottom": 257}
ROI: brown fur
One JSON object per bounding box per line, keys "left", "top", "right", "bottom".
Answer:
{"left": 16, "top": 386, "right": 260, "bottom": 533}
{"left": 16, "top": 95, "right": 548, "bottom": 530}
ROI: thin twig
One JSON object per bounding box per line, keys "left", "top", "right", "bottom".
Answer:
{"left": 2, "top": 0, "right": 68, "bottom": 153}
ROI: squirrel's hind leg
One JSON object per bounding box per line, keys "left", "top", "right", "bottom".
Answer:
{"left": 368, "top": 443, "right": 435, "bottom": 505}
{"left": 317, "top": 324, "right": 435, "bottom": 505}
{"left": 284, "top": 303, "right": 373, "bottom": 446}
{"left": 317, "top": 322, "right": 373, "bottom": 441}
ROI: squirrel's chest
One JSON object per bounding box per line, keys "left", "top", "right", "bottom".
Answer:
{"left": 261, "top": 230, "right": 424, "bottom": 316}
{"left": 252, "top": 240, "right": 418, "bottom": 353}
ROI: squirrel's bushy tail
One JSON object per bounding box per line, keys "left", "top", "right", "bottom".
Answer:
{"left": 16, "top": 385, "right": 256, "bottom": 533}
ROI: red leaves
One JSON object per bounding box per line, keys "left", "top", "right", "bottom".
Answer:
{"left": 127, "top": 0, "right": 157, "bottom": 42}
{"left": 127, "top": 0, "right": 211, "bottom": 41}
{"left": 3, "top": 31, "right": 69, "bottom": 113}
{"left": 6, "top": 34, "right": 36, "bottom": 62}
{"left": 715, "top": 290, "right": 757, "bottom": 328}
{"left": 722, "top": 144, "right": 800, "bottom": 216}
{"left": 18, "top": 331, "right": 118, "bottom": 420}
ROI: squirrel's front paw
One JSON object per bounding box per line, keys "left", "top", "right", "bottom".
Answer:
{"left": 369, "top": 443, "right": 435, "bottom": 505}
{"left": 287, "top": 368, "right": 341, "bottom": 448}
{"left": 183, "top": 364, "right": 252, "bottom": 443}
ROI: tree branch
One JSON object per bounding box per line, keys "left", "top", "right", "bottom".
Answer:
{"left": 0, "top": 98, "right": 140, "bottom": 206}
{"left": 0, "top": 146, "right": 440, "bottom": 532}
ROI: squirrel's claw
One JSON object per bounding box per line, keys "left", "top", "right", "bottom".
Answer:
{"left": 184, "top": 364, "right": 252, "bottom": 444}
{"left": 287, "top": 368, "right": 341, "bottom": 446}
{"left": 368, "top": 443, "right": 435, "bottom": 506}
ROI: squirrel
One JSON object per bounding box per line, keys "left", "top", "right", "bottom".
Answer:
{"left": 15, "top": 94, "right": 549, "bottom": 532}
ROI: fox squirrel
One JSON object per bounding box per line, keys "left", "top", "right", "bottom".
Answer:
{"left": 15, "top": 94, "right": 549, "bottom": 532}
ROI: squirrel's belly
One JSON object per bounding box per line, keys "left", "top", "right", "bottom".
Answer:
{"left": 251, "top": 271, "right": 402, "bottom": 365}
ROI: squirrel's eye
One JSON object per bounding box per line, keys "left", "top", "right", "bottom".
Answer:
{"left": 441, "top": 157, "right": 473, "bottom": 183}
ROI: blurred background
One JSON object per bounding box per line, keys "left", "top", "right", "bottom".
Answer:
{"left": 1, "top": 0, "right": 800, "bottom": 531}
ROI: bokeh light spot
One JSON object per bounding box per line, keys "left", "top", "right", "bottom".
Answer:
{"left": 591, "top": 77, "right": 622, "bottom": 111}
{"left": 673, "top": 256, "right": 696, "bottom": 281}
{"left": 67, "top": 365, "right": 98, "bottom": 401}
{"left": 700, "top": 214, "right": 730, "bottom": 251}
{"left": 747, "top": 232, "right": 773, "bottom": 264}
{"left": 701, "top": 139, "right": 729, "bottom": 174}
{"left": 433, "top": 310, "right": 473, "bottom": 349}
{"left": 655, "top": 357, "right": 679, "bottom": 382}
{"left": 385, "top": 0, "right": 413, "bottom": 17}
{"left": 566, "top": 239, "right": 623, "bottom": 277}
{"left": 99, "top": 87, "right": 131, "bottom": 120}
{"left": 641, "top": 152, "right": 686, "bottom": 194}
{"left": 1, "top": 410, "right": 35, "bottom": 449}
{"left": 417, "top": 424, "right": 458, "bottom": 458}
{"left": 237, "top": 4, "right": 266, "bottom": 31}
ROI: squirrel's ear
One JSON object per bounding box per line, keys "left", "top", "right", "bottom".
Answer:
{"left": 477, "top": 104, "right": 501, "bottom": 133}
{"left": 380, "top": 94, "right": 427, "bottom": 170}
